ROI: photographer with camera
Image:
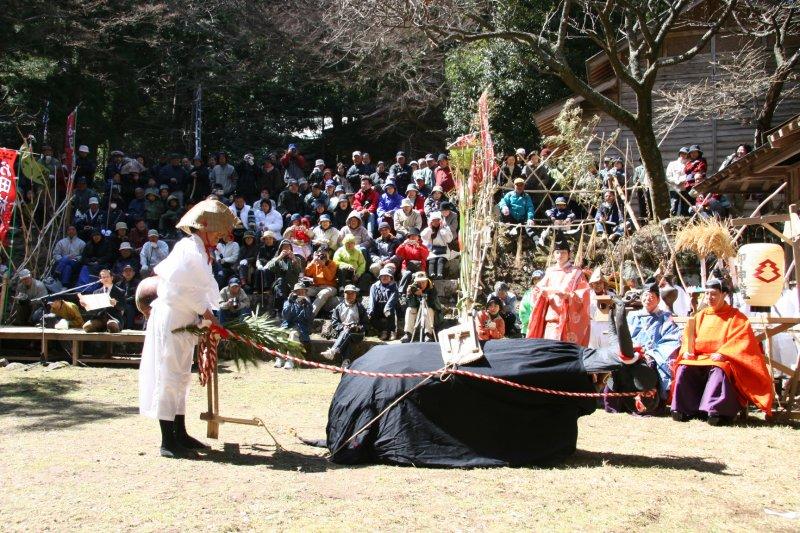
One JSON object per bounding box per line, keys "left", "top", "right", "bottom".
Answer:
{"left": 320, "top": 285, "right": 368, "bottom": 368}
{"left": 218, "top": 278, "right": 251, "bottom": 324}
{"left": 400, "top": 271, "right": 441, "bottom": 343}
{"left": 277, "top": 282, "right": 313, "bottom": 369}
{"left": 266, "top": 240, "right": 303, "bottom": 318}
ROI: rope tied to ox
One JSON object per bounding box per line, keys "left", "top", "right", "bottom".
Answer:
{"left": 196, "top": 323, "right": 657, "bottom": 401}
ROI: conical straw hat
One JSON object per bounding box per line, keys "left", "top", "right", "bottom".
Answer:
{"left": 176, "top": 199, "right": 240, "bottom": 235}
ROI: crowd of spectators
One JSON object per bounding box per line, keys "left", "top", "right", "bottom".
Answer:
{"left": 16, "top": 144, "right": 462, "bottom": 361}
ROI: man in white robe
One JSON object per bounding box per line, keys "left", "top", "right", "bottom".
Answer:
{"left": 139, "top": 199, "right": 237, "bottom": 458}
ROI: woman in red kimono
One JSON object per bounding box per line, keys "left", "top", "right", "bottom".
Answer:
{"left": 526, "top": 241, "right": 591, "bottom": 346}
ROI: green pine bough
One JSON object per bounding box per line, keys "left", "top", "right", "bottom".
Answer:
{"left": 173, "top": 313, "right": 306, "bottom": 370}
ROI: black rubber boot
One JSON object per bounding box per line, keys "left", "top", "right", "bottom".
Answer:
{"left": 174, "top": 414, "right": 210, "bottom": 450}
{"left": 159, "top": 420, "right": 180, "bottom": 458}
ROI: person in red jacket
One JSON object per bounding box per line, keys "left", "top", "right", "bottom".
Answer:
{"left": 393, "top": 228, "right": 429, "bottom": 293}
{"left": 683, "top": 144, "right": 707, "bottom": 189}
{"left": 352, "top": 176, "right": 380, "bottom": 236}
{"left": 475, "top": 295, "right": 505, "bottom": 344}
{"left": 434, "top": 153, "right": 455, "bottom": 193}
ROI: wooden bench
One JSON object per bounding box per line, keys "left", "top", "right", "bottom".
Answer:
{"left": 0, "top": 326, "right": 388, "bottom": 367}
{"left": 0, "top": 326, "right": 145, "bottom": 366}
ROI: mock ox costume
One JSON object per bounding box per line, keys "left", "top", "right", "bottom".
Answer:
{"left": 138, "top": 199, "right": 238, "bottom": 458}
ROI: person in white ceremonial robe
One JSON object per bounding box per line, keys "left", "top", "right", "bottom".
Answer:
{"left": 139, "top": 199, "right": 238, "bottom": 458}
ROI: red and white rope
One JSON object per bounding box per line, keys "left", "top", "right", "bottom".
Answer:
{"left": 197, "top": 324, "right": 656, "bottom": 400}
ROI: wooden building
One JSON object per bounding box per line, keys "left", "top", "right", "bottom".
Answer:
{"left": 534, "top": 4, "right": 800, "bottom": 171}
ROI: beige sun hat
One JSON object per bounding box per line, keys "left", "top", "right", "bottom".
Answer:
{"left": 176, "top": 199, "right": 241, "bottom": 235}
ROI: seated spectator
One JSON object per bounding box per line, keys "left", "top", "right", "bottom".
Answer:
{"left": 368, "top": 267, "right": 399, "bottom": 341}
{"left": 117, "top": 264, "right": 139, "bottom": 330}
{"left": 671, "top": 277, "right": 773, "bottom": 425}
{"left": 251, "top": 188, "right": 277, "bottom": 213}
{"left": 604, "top": 283, "right": 681, "bottom": 415}
{"left": 497, "top": 178, "right": 535, "bottom": 239}
{"left": 420, "top": 211, "right": 454, "bottom": 280}
{"left": 128, "top": 218, "right": 148, "bottom": 250}
{"left": 46, "top": 299, "right": 84, "bottom": 329}
{"left": 538, "top": 196, "right": 576, "bottom": 246}
{"left": 404, "top": 185, "right": 426, "bottom": 218}
{"left": 369, "top": 222, "right": 401, "bottom": 278}
{"left": 331, "top": 194, "right": 351, "bottom": 229}
{"left": 308, "top": 159, "right": 326, "bottom": 188}
{"left": 127, "top": 187, "right": 147, "bottom": 222}
{"left": 435, "top": 153, "right": 454, "bottom": 193}
{"left": 53, "top": 225, "right": 86, "bottom": 287}
{"left": 229, "top": 193, "right": 255, "bottom": 234}
{"left": 267, "top": 240, "right": 303, "bottom": 318}
{"left": 305, "top": 248, "right": 338, "bottom": 318}
{"left": 499, "top": 153, "right": 523, "bottom": 186}
{"left": 312, "top": 214, "right": 340, "bottom": 251}
{"left": 78, "top": 230, "right": 114, "bottom": 289}
{"left": 109, "top": 221, "right": 129, "bottom": 251}
{"left": 394, "top": 198, "right": 423, "bottom": 238}
{"left": 140, "top": 229, "right": 170, "bottom": 277}
{"left": 475, "top": 295, "right": 505, "bottom": 345}
{"left": 401, "top": 271, "right": 441, "bottom": 343}
{"left": 377, "top": 180, "right": 403, "bottom": 227}
{"left": 413, "top": 173, "right": 431, "bottom": 198}
{"left": 326, "top": 183, "right": 342, "bottom": 211}
{"left": 254, "top": 198, "right": 283, "bottom": 239}
{"left": 144, "top": 187, "right": 164, "bottom": 230}
{"left": 339, "top": 211, "right": 372, "bottom": 259}
{"left": 14, "top": 269, "right": 47, "bottom": 325}
{"left": 78, "top": 269, "right": 123, "bottom": 332}
{"left": 683, "top": 144, "right": 707, "bottom": 189}
{"left": 218, "top": 278, "right": 252, "bottom": 323}
{"left": 278, "top": 179, "right": 305, "bottom": 225}
{"left": 308, "top": 201, "right": 330, "bottom": 226}
{"left": 237, "top": 231, "right": 259, "bottom": 289}
{"left": 424, "top": 186, "right": 445, "bottom": 217}
{"left": 440, "top": 201, "right": 459, "bottom": 239}
{"left": 277, "top": 282, "right": 313, "bottom": 368}
{"left": 352, "top": 176, "right": 379, "bottom": 236}
{"left": 76, "top": 197, "right": 106, "bottom": 241}
{"left": 304, "top": 182, "right": 328, "bottom": 213}
{"left": 490, "top": 281, "right": 519, "bottom": 337}
{"left": 334, "top": 235, "right": 366, "bottom": 287}
{"left": 321, "top": 285, "right": 368, "bottom": 367}
{"left": 159, "top": 195, "right": 182, "bottom": 237}
{"left": 214, "top": 232, "right": 240, "bottom": 286}
{"left": 691, "top": 193, "right": 730, "bottom": 219}
{"left": 371, "top": 161, "right": 388, "bottom": 190}
{"left": 393, "top": 228, "right": 428, "bottom": 292}
{"left": 282, "top": 214, "right": 314, "bottom": 262}
{"left": 252, "top": 231, "right": 279, "bottom": 293}
{"left": 113, "top": 242, "right": 141, "bottom": 277}
{"left": 594, "top": 190, "right": 626, "bottom": 242}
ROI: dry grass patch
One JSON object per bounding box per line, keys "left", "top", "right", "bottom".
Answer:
{"left": 1, "top": 363, "right": 798, "bottom": 532}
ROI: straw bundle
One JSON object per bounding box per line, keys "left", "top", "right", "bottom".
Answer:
{"left": 674, "top": 217, "right": 736, "bottom": 259}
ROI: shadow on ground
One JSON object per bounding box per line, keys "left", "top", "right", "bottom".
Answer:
{"left": 200, "top": 441, "right": 336, "bottom": 472}
{"left": 566, "top": 449, "right": 731, "bottom": 474}
{"left": 0, "top": 378, "right": 137, "bottom": 431}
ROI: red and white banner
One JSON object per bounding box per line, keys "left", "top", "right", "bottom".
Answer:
{"left": 0, "top": 148, "right": 19, "bottom": 243}
{"left": 64, "top": 109, "right": 77, "bottom": 176}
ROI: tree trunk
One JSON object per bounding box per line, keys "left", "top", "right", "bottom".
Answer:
{"left": 633, "top": 124, "right": 671, "bottom": 220}
{"left": 753, "top": 77, "right": 786, "bottom": 147}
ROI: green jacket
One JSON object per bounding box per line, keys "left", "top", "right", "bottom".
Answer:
{"left": 333, "top": 245, "right": 366, "bottom": 276}
{"left": 518, "top": 288, "right": 535, "bottom": 333}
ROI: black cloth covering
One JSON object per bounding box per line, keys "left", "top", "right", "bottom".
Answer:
{"left": 327, "top": 338, "right": 618, "bottom": 467}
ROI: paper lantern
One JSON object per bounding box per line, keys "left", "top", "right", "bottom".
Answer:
{"left": 736, "top": 243, "right": 785, "bottom": 307}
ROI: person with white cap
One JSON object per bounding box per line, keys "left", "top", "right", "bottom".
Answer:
{"left": 74, "top": 144, "right": 97, "bottom": 188}
{"left": 312, "top": 214, "right": 340, "bottom": 250}
{"left": 309, "top": 158, "right": 326, "bottom": 186}
{"left": 321, "top": 284, "right": 368, "bottom": 367}
{"left": 393, "top": 197, "right": 423, "bottom": 238}
{"left": 345, "top": 150, "right": 365, "bottom": 192}
{"left": 113, "top": 241, "right": 141, "bottom": 277}
{"left": 139, "top": 199, "right": 238, "bottom": 458}
{"left": 14, "top": 269, "right": 48, "bottom": 325}
{"left": 367, "top": 267, "right": 399, "bottom": 340}
{"left": 76, "top": 196, "right": 106, "bottom": 240}
{"left": 420, "top": 211, "right": 454, "bottom": 280}
{"left": 423, "top": 185, "right": 446, "bottom": 216}
{"left": 140, "top": 229, "right": 169, "bottom": 277}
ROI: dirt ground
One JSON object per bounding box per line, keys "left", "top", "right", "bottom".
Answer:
{"left": 1, "top": 363, "right": 799, "bottom": 532}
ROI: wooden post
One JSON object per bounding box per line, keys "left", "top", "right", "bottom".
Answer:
{"left": 790, "top": 204, "right": 800, "bottom": 311}
{"left": 0, "top": 275, "right": 8, "bottom": 324}
{"left": 71, "top": 340, "right": 80, "bottom": 366}
{"left": 205, "top": 345, "right": 220, "bottom": 438}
